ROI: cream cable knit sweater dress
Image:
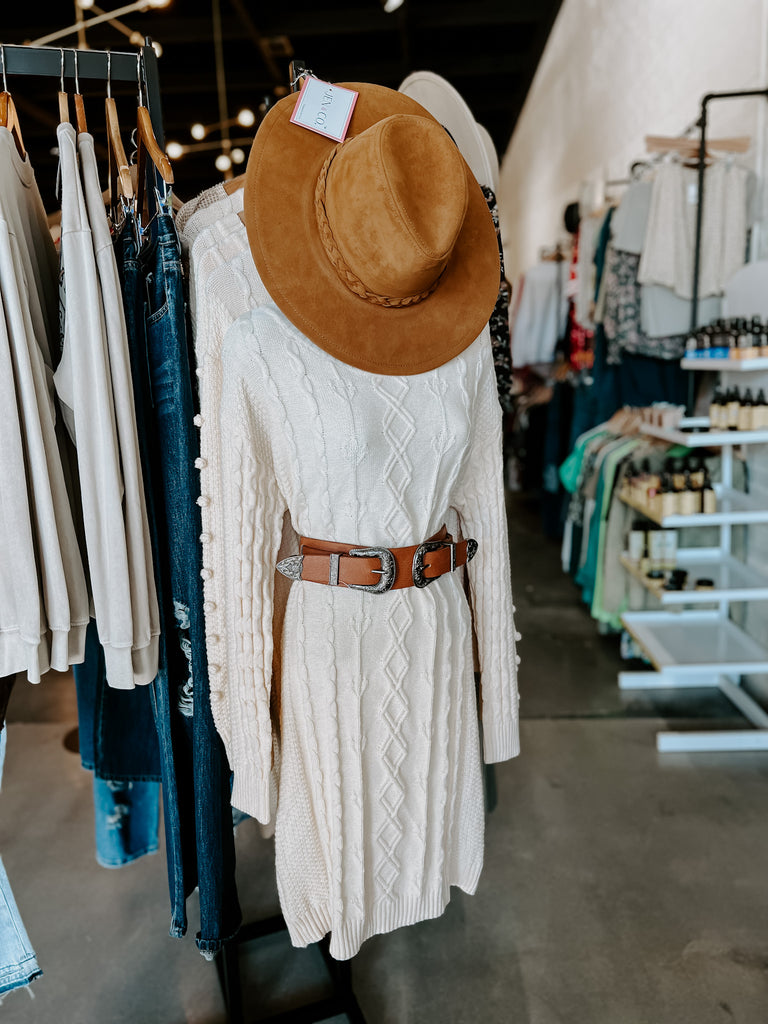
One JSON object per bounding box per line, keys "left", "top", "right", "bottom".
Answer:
{"left": 209, "top": 301, "right": 520, "bottom": 959}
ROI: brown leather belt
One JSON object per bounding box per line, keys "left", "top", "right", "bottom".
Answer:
{"left": 276, "top": 525, "right": 478, "bottom": 593}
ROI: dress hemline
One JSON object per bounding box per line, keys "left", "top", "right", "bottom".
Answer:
{"left": 285, "top": 858, "right": 484, "bottom": 960}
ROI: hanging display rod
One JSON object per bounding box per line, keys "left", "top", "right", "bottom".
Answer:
{"left": 0, "top": 43, "right": 140, "bottom": 82}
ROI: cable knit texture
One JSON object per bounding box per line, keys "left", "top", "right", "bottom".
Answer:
{"left": 210, "top": 301, "right": 519, "bottom": 959}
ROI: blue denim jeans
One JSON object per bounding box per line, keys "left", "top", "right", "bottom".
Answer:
{"left": 141, "top": 213, "right": 241, "bottom": 956}
{"left": 77, "top": 624, "right": 162, "bottom": 866}
{"left": 75, "top": 620, "right": 161, "bottom": 781}
{"left": 0, "top": 729, "right": 42, "bottom": 995}
{"left": 117, "top": 213, "right": 194, "bottom": 940}
{"left": 92, "top": 776, "right": 160, "bottom": 868}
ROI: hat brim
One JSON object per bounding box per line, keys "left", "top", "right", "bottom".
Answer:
{"left": 244, "top": 82, "right": 500, "bottom": 375}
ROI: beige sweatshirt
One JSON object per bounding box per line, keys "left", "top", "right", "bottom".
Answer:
{"left": 0, "top": 127, "right": 89, "bottom": 682}
{"left": 54, "top": 123, "right": 157, "bottom": 689}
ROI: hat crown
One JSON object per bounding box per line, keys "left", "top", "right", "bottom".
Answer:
{"left": 322, "top": 115, "right": 469, "bottom": 300}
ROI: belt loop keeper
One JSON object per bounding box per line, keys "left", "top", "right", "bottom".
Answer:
{"left": 328, "top": 552, "right": 341, "bottom": 587}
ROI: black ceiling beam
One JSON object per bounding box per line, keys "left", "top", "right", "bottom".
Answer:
{"left": 8, "top": 2, "right": 542, "bottom": 48}
{"left": 262, "top": 1, "right": 547, "bottom": 36}
{"left": 227, "top": 0, "right": 284, "bottom": 84}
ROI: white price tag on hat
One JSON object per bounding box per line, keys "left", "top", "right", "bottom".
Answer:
{"left": 290, "top": 77, "right": 359, "bottom": 143}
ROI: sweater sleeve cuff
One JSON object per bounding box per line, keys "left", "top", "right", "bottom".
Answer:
{"left": 231, "top": 769, "right": 272, "bottom": 826}
{"left": 483, "top": 719, "right": 521, "bottom": 763}
{"left": 102, "top": 645, "right": 138, "bottom": 690}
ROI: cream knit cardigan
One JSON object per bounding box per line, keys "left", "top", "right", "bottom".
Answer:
{"left": 205, "top": 300, "right": 520, "bottom": 959}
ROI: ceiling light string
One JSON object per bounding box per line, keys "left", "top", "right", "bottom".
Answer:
{"left": 30, "top": 0, "right": 170, "bottom": 48}
{"left": 79, "top": 2, "right": 165, "bottom": 57}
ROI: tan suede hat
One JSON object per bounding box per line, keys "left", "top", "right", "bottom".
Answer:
{"left": 243, "top": 82, "right": 499, "bottom": 375}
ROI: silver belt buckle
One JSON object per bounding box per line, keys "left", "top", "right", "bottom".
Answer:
{"left": 347, "top": 547, "right": 396, "bottom": 593}
{"left": 412, "top": 540, "right": 450, "bottom": 588}
{"left": 412, "top": 538, "right": 477, "bottom": 588}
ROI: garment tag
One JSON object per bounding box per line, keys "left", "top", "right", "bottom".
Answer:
{"left": 290, "top": 77, "right": 359, "bottom": 143}
{"left": 687, "top": 181, "right": 698, "bottom": 205}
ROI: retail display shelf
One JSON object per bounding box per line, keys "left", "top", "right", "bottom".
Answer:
{"left": 681, "top": 357, "right": 768, "bottom": 371}
{"left": 620, "top": 358, "right": 768, "bottom": 754}
{"left": 620, "top": 611, "right": 768, "bottom": 675}
{"left": 619, "top": 552, "right": 768, "bottom": 604}
{"left": 619, "top": 486, "right": 768, "bottom": 527}
{"left": 640, "top": 420, "right": 768, "bottom": 447}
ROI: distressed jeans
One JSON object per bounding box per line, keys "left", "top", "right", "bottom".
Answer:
{"left": 0, "top": 729, "right": 42, "bottom": 996}
{"left": 74, "top": 620, "right": 162, "bottom": 869}
{"left": 141, "top": 213, "right": 241, "bottom": 956}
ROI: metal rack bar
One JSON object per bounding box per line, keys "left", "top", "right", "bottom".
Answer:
{"left": 688, "top": 86, "right": 768, "bottom": 414}
{"left": 218, "top": 915, "right": 367, "bottom": 1024}
{"left": 0, "top": 42, "right": 141, "bottom": 83}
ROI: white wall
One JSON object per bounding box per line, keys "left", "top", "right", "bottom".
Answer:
{"left": 499, "top": 0, "right": 768, "bottom": 279}
{"left": 499, "top": 0, "right": 768, "bottom": 701}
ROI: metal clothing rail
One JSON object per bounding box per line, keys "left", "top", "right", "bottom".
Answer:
{"left": 687, "top": 86, "right": 768, "bottom": 412}
{"left": 0, "top": 40, "right": 166, "bottom": 146}
{"left": 3, "top": 41, "right": 367, "bottom": 1021}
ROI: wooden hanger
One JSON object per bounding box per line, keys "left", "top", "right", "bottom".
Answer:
{"left": 106, "top": 100, "right": 133, "bottom": 199}
{"left": 136, "top": 103, "right": 174, "bottom": 218}
{"left": 134, "top": 51, "right": 174, "bottom": 221}
{"left": 223, "top": 173, "right": 245, "bottom": 195}
{"left": 104, "top": 52, "right": 133, "bottom": 213}
{"left": 0, "top": 46, "right": 25, "bottom": 157}
{"left": 72, "top": 49, "right": 87, "bottom": 135}
{"left": 0, "top": 94, "right": 25, "bottom": 158}
{"left": 58, "top": 49, "right": 70, "bottom": 125}
{"left": 645, "top": 134, "right": 751, "bottom": 159}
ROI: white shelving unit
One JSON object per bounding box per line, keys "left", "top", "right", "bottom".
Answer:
{"left": 619, "top": 551, "right": 768, "bottom": 604}
{"left": 618, "top": 391, "right": 768, "bottom": 753}
{"left": 681, "top": 357, "right": 768, "bottom": 372}
{"left": 640, "top": 417, "right": 768, "bottom": 448}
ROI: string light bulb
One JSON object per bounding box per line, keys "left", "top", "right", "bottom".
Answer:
{"left": 77, "top": 0, "right": 95, "bottom": 9}
{"left": 191, "top": 123, "right": 206, "bottom": 140}
{"left": 231, "top": 148, "right": 245, "bottom": 164}
{"left": 166, "top": 141, "right": 184, "bottom": 159}
{"left": 236, "top": 108, "right": 255, "bottom": 127}
{"left": 215, "top": 153, "right": 232, "bottom": 172}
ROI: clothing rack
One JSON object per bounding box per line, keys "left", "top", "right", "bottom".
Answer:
{"left": 0, "top": 37, "right": 365, "bottom": 1023}
{"left": 217, "top": 915, "right": 366, "bottom": 1024}
{"left": 0, "top": 40, "right": 166, "bottom": 146}
{"left": 688, "top": 87, "right": 768, "bottom": 412}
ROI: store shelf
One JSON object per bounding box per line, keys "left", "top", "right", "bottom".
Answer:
{"left": 619, "top": 485, "right": 768, "bottom": 527}
{"left": 641, "top": 419, "right": 768, "bottom": 447}
{"left": 620, "top": 551, "right": 768, "bottom": 604}
{"left": 620, "top": 611, "right": 768, "bottom": 675}
{"left": 682, "top": 357, "right": 768, "bottom": 371}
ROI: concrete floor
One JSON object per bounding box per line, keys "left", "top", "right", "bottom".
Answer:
{"left": 2, "top": 494, "right": 768, "bottom": 1023}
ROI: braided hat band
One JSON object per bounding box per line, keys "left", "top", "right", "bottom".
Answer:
{"left": 314, "top": 144, "right": 444, "bottom": 309}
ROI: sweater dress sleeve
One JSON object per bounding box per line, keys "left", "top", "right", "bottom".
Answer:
{"left": 212, "top": 317, "right": 287, "bottom": 823}
{"left": 452, "top": 333, "right": 521, "bottom": 763}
